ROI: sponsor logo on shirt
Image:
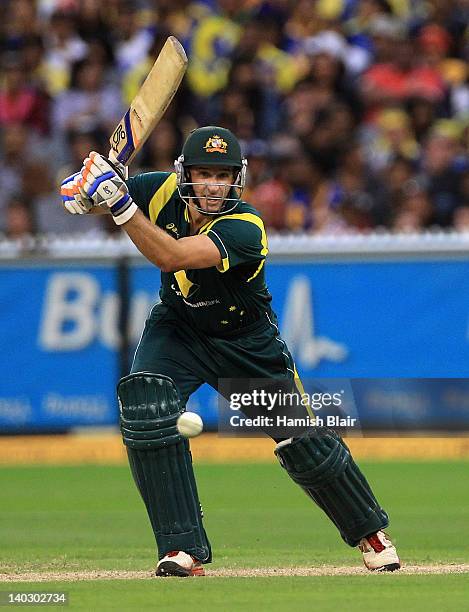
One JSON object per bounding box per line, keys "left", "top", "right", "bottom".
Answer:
{"left": 166, "top": 223, "right": 179, "bottom": 238}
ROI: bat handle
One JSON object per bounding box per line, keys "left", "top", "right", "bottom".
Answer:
{"left": 108, "top": 149, "right": 129, "bottom": 180}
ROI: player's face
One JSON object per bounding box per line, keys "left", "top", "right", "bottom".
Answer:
{"left": 189, "top": 166, "right": 234, "bottom": 213}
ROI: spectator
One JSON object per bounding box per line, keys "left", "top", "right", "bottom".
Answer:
{"left": 275, "top": 153, "right": 333, "bottom": 233}
{"left": 4, "top": 195, "right": 35, "bottom": 239}
{"left": 0, "top": 123, "right": 52, "bottom": 232}
{"left": 243, "top": 140, "right": 271, "bottom": 194}
{"left": 36, "top": 127, "right": 108, "bottom": 235}
{"left": 22, "top": 34, "right": 49, "bottom": 90}
{"left": 330, "top": 142, "right": 386, "bottom": 228}
{"left": 302, "top": 31, "right": 360, "bottom": 100}
{"left": 284, "top": 0, "right": 324, "bottom": 43}
{"left": 391, "top": 181, "right": 433, "bottom": 233}
{"left": 405, "top": 96, "right": 439, "bottom": 142}
{"left": 284, "top": 78, "right": 320, "bottom": 139}
{"left": 377, "top": 156, "right": 416, "bottom": 226}
{"left": 459, "top": 167, "right": 469, "bottom": 205}
{"left": 250, "top": 16, "right": 304, "bottom": 95}
{"left": 56, "top": 127, "right": 107, "bottom": 181}
{"left": 417, "top": 23, "right": 469, "bottom": 117}
{"left": 453, "top": 205, "right": 469, "bottom": 231}
{"left": 152, "top": 0, "right": 209, "bottom": 49}
{"left": 366, "top": 16, "right": 405, "bottom": 64}
{"left": 139, "top": 118, "right": 182, "bottom": 173}
{"left": 3, "top": 0, "right": 40, "bottom": 47}
{"left": 360, "top": 32, "right": 446, "bottom": 122}
{"left": 75, "top": 0, "right": 113, "bottom": 45}
{"left": 42, "top": 10, "right": 89, "bottom": 96}
{"left": 52, "top": 57, "right": 123, "bottom": 135}
{"left": 221, "top": 57, "right": 281, "bottom": 139}
{"left": 303, "top": 30, "right": 369, "bottom": 77}
{"left": 0, "top": 133, "right": 23, "bottom": 233}
{"left": 418, "top": 119, "right": 467, "bottom": 226}
{"left": 304, "top": 103, "right": 356, "bottom": 174}
{"left": 0, "top": 53, "right": 50, "bottom": 135}
{"left": 112, "top": 2, "right": 155, "bottom": 74}
{"left": 363, "top": 107, "right": 419, "bottom": 171}
{"left": 248, "top": 175, "right": 288, "bottom": 232}
{"left": 121, "top": 30, "right": 170, "bottom": 106}
{"left": 246, "top": 141, "right": 294, "bottom": 232}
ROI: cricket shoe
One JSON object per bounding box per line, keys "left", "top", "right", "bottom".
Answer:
{"left": 359, "top": 530, "right": 401, "bottom": 572}
{"left": 155, "top": 551, "right": 205, "bottom": 577}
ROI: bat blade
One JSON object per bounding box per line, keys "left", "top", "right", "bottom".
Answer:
{"left": 109, "top": 36, "right": 187, "bottom": 166}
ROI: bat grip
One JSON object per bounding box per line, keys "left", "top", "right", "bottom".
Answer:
{"left": 108, "top": 150, "right": 129, "bottom": 180}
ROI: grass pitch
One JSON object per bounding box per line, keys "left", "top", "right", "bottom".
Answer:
{"left": 1, "top": 460, "right": 468, "bottom": 610}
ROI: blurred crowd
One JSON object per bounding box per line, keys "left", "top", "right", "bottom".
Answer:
{"left": 1, "top": 0, "right": 469, "bottom": 239}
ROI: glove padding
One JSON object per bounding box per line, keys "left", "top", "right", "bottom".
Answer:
{"left": 81, "top": 151, "right": 138, "bottom": 225}
{"left": 60, "top": 172, "right": 93, "bottom": 215}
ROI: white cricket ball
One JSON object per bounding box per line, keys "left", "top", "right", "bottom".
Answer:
{"left": 177, "top": 412, "right": 204, "bottom": 438}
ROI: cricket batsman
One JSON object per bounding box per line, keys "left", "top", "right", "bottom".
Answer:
{"left": 60, "top": 126, "right": 401, "bottom": 576}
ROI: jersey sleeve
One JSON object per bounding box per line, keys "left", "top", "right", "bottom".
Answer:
{"left": 127, "top": 172, "right": 178, "bottom": 225}
{"left": 203, "top": 213, "right": 268, "bottom": 273}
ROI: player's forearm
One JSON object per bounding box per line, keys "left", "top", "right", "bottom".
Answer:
{"left": 121, "top": 209, "right": 184, "bottom": 271}
{"left": 76, "top": 154, "right": 220, "bottom": 271}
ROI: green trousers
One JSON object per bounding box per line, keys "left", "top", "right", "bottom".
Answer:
{"left": 131, "top": 303, "right": 296, "bottom": 413}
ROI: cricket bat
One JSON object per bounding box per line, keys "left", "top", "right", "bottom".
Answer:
{"left": 108, "top": 36, "right": 188, "bottom": 167}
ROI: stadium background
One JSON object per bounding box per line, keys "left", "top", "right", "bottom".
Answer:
{"left": 1, "top": 0, "right": 469, "bottom": 439}
{"left": 1, "top": 0, "right": 469, "bottom": 238}
{"left": 1, "top": 1, "right": 469, "bottom": 607}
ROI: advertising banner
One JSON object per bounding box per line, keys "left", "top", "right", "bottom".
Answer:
{"left": 1, "top": 257, "right": 468, "bottom": 431}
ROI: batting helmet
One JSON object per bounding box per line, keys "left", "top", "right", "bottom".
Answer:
{"left": 174, "top": 126, "right": 247, "bottom": 215}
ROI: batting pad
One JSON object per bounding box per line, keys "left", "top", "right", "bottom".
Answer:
{"left": 275, "top": 429, "right": 389, "bottom": 547}
{"left": 118, "top": 372, "right": 211, "bottom": 562}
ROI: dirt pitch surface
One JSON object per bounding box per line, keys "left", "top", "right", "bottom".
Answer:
{"left": 2, "top": 434, "right": 469, "bottom": 465}
{"left": 2, "top": 564, "right": 469, "bottom": 582}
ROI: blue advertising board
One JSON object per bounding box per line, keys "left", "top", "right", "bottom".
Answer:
{"left": 268, "top": 259, "right": 469, "bottom": 377}
{"left": 1, "top": 257, "right": 468, "bottom": 431}
{"left": 0, "top": 264, "right": 119, "bottom": 430}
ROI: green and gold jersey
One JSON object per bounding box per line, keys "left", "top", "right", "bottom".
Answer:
{"left": 127, "top": 171, "right": 274, "bottom": 336}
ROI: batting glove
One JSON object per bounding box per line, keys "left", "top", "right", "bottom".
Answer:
{"left": 60, "top": 171, "right": 93, "bottom": 215}
{"left": 81, "top": 151, "right": 137, "bottom": 225}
